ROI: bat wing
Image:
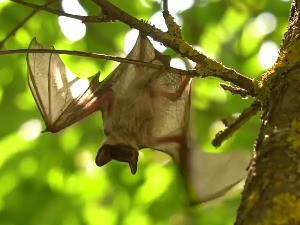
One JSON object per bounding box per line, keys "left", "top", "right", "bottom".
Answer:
{"left": 150, "top": 89, "right": 251, "bottom": 202}
{"left": 188, "top": 148, "right": 251, "bottom": 203}
{"left": 27, "top": 39, "right": 103, "bottom": 133}
{"left": 148, "top": 71, "right": 192, "bottom": 160}
{"left": 144, "top": 59, "right": 251, "bottom": 203}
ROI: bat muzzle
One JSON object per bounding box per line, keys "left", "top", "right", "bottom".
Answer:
{"left": 95, "top": 144, "right": 139, "bottom": 174}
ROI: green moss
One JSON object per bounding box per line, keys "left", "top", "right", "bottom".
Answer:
{"left": 253, "top": 193, "right": 300, "bottom": 225}
{"left": 171, "top": 36, "right": 200, "bottom": 58}
{"left": 165, "top": 14, "right": 182, "bottom": 38}
{"left": 194, "top": 58, "right": 229, "bottom": 77}
{"left": 164, "top": 33, "right": 175, "bottom": 42}
{"left": 255, "top": 60, "right": 287, "bottom": 106}
{"left": 244, "top": 190, "right": 260, "bottom": 215}
{"left": 287, "top": 119, "right": 300, "bottom": 149}
{"left": 263, "top": 193, "right": 300, "bottom": 225}
{"left": 277, "top": 31, "right": 300, "bottom": 69}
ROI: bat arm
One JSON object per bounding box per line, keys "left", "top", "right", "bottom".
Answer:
{"left": 153, "top": 134, "right": 190, "bottom": 173}
{"left": 98, "top": 88, "right": 114, "bottom": 117}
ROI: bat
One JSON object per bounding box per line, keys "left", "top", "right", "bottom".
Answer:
{"left": 27, "top": 34, "right": 251, "bottom": 203}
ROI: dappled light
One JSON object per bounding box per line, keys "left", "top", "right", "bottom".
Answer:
{"left": 170, "top": 58, "right": 187, "bottom": 70}
{"left": 18, "top": 119, "right": 42, "bottom": 140}
{"left": 254, "top": 12, "right": 277, "bottom": 36}
{"left": 124, "top": 29, "right": 139, "bottom": 54}
{"left": 209, "top": 120, "right": 227, "bottom": 143}
{"left": 168, "top": 0, "right": 194, "bottom": 14}
{"left": 59, "top": 0, "right": 87, "bottom": 41}
{"left": 258, "top": 41, "right": 279, "bottom": 70}
{"left": 149, "top": 12, "right": 168, "bottom": 51}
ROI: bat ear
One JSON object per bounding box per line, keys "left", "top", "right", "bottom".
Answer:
{"left": 127, "top": 153, "right": 138, "bottom": 175}
{"left": 95, "top": 144, "right": 139, "bottom": 175}
{"left": 95, "top": 146, "right": 112, "bottom": 167}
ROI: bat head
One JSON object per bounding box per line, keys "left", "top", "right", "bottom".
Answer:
{"left": 95, "top": 144, "right": 139, "bottom": 174}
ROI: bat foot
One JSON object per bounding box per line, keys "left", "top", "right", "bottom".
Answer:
{"left": 150, "top": 77, "right": 191, "bottom": 101}
{"left": 95, "top": 144, "right": 139, "bottom": 174}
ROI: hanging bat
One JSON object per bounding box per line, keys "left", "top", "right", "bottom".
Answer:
{"left": 27, "top": 33, "right": 250, "bottom": 203}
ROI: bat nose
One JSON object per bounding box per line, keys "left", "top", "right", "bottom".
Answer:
{"left": 95, "top": 144, "right": 139, "bottom": 174}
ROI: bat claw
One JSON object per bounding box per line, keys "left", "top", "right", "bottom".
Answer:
{"left": 96, "top": 144, "right": 139, "bottom": 174}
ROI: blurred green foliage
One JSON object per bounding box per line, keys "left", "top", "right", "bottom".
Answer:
{"left": 0, "top": 0, "right": 291, "bottom": 224}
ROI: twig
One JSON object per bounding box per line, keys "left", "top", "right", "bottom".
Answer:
{"left": 162, "top": 0, "right": 168, "bottom": 12}
{"left": 162, "top": 0, "right": 182, "bottom": 38}
{"left": 92, "top": 0, "right": 256, "bottom": 96}
{"left": 197, "top": 63, "right": 256, "bottom": 97}
{"left": 0, "top": 0, "right": 57, "bottom": 49}
{"left": 220, "top": 83, "right": 251, "bottom": 98}
{"left": 212, "top": 101, "right": 261, "bottom": 147}
{"left": 10, "top": 0, "right": 110, "bottom": 23}
{"left": 0, "top": 48, "right": 195, "bottom": 77}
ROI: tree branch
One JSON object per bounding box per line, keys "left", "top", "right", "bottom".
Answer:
{"left": 92, "top": 0, "right": 256, "bottom": 96}
{"left": 220, "top": 83, "right": 251, "bottom": 98}
{"left": 0, "top": 48, "right": 195, "bottom": 77}
{"left": 8, "top": 0, "right": 256, "bottom": 97}
{"left": 212, "top": 101, "right": 261, "bottom": 147}
{"left": 162, "top": 0, "right": 168, "bottom": 12}
{"left": 10, "top": 0, "right": 111, "bottom": 23}
{"left": 162, "top": 0, "right": 183, "bottom": 38}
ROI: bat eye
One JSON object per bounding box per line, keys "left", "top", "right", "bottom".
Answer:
{"left": 95, "top": 144, "right": 139, "bottom": 174}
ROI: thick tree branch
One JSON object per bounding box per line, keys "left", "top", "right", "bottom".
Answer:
{"left": 236, "top": 2, "right": 300, "bottom": 224}
{"left": 92, "top": 0, "right": 256, "bottom": 96}
{"left": 259, "top": 0, "right": 300, "bottom": 103}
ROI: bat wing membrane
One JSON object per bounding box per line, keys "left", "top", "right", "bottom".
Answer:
{"left": 27, "top": 38, "right": 103, "bottom": 132}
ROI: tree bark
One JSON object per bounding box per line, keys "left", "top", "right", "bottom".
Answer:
{"left": 236, "top": 1, "right": 300, "bottom": 224}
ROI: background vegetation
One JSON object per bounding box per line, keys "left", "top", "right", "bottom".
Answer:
{"left": 0, "top": 0, "right": 291, "bottom": 224}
